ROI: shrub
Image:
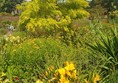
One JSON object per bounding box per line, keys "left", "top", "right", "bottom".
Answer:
{"left": 0, "top": 37, "right": 80, "bottom": 82}
{"left": 18, "top": 0, "right": 89, "bottom": 46}
{"left": 87, "top": 28, "right": 118, "bottom": 82}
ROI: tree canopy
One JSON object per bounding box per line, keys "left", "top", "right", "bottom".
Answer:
{"left": 18, "top": 0, "right": 89, "bottom": 35}
{"left": 90, "top": 0, "right": 118, "bottom": 13}
{"left": 0, "top": 0, "right": 23, "bottom": 13}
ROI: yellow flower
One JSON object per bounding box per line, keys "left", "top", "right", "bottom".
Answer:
{"left": 48, "top": 66, "right": 54, "bottom": 71}
{"left": 36, "top": 79, "right": 43, "bottom": 83}
{"left": 63, "top": 80, "right": 70, "bottom": 83}
{"left": 3, "top": 44, "right": 7, "bottom": 49}
{"left": 58, "top": 68, "right": 66, "bottom": 76}
{"left": 12, "top": 36, "right": 16, "bottom": 40}
{"left": 64, "top": 62, "right": 75, "bottom": 71}
{"left": 1, "top": 72, "right": 6, "bottom": 77}
{"left": 71, "top": 70, "right": 77, "bottom": 79}
{"left": 59, "top": 76, "right": 66, "bottom": 82}
{"left": 58, "top": 76, "right": 70, "bottom": 83}
{"left": 54, "top": 62, "right": 77, "bottom": 82}
{"left": 5, "top": 37, "right": 8, "bottom": 41}
{"left": 13, "top": 49, "right": 16, "bottom": 52}
{"left": 64, "top": 27, "right": 69, "bottom": 32}
{"left": 84, "top": 79, "right": 89, "bottom": 83}
{"left": 54, "top": 71, "right": 58, "bottom": 77}
{"left": 93, "top": 74, "right": 101, "bottom": 83}
{"left": 45, "top": 71, "right": 48, "bottom": 76}
{"left": 48, "top": 77, "right": 56, "bottom": 82}
{"left": 66, "top": 70, "right": 72, "bottom": 77}
{"left": 64, "top": 61, "right": 69, "bottom": 66}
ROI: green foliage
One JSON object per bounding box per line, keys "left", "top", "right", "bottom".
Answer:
{"left": 89, "top": 0, "right": 118, "bottom": 20}
{"left": 1, "top": 1, "right": 118, "bottom": 82}
{"left": 0, "top": 28, "right": 7, "bottom": 35}
{"left": 109, "top": 10, "right": 118, "bottom": 19}
{"left": 88, "top": 28, "right": 118, "bottom": 65}
{"left": 101, "top": 0, "right": 118, "bottom": 12}
{"left": 0, "top": 34, "right": 99, "bottom": 82}
{"left": 0, "top": 37, "right": 78, "bottom": 82}
{"left": 0, "top": 0, "right": 23, "bottom": 13}
{"left": 90, "top": 0, "right": 118, "bottom": 12}
{"left": 87, "top": 28, "right": 118, "bottom": 82}
{"left": 0, "top": 12, "right": 11, "bottom": 16}
{"left": 19, "top": 0, "right": 89, "bottom": 31}
{"left": 1, "top": 19, "right": 118, "bottom": 82}
{"left": 18, "top": 0, "right": 89, "bottom": 46}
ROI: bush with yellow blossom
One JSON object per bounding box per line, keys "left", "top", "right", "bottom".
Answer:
{"left": 18, "top": 0, "right": 89, "bottom": 46}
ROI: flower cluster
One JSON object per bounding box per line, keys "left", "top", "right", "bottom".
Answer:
{"left": 54, "top": 61, "right": 77, "bottom": 83}
{"left": 93, "top": 73, "right": 101, "bottom": 83}
{"left": 85, "top": 73, "right": 101, "bottom": 83}
{"left": 36, "top": 62, "right": 77, "bottom": 83}
{"left": 5, "top": 35, "right": 20, "bottom": 44}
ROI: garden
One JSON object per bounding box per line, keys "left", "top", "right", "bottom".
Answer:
{"left": 0, "top": 0, "right": 118, "bottom": 83}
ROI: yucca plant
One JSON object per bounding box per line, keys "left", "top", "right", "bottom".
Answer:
{"left": 87, "top": 28, "right": 118, "bottom": 82}
{"left": 88, "top": 28, "right": 118, "bottom": 66}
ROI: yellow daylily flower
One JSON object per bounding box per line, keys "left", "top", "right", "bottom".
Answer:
{"left": 93, "top": 74, "right": 101, "bottom": 83}
{"left": 36, "top": 79, "right": 43, "bottom": 83}
{"left": 84, "top": 79, "right": 89, "bottom": 83}
{"left": 64, "top": 63, "right": 75, "bottom": 71}
{"left": 1, "top": 72, "right": 6, "bottom": 77}
{"left": 58, "top": 68, "right": 66, "bottom": 76}
{"left": 71, "top": 70, "right": 77, "bottom": 79}
{"left": 59, "top": 77, "right": 70, "bottom": 83}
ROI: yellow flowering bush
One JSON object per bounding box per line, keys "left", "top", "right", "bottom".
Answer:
{"left": 18, "top": 0, "right": 89, "bottom": 45}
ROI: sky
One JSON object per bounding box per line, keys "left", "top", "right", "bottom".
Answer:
{"left": 87, "top": 0, "right": 92, "bottom": 1}
{"left": 24, "top": 0, "right": 92, "bottom": 2}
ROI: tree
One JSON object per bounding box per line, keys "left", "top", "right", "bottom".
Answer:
{"left": 90, "top": 0, "right": 118, "bottom": 13}
{"left": 18, "top": 0, "right": 89, "bottom": 45}
{"left": 19, "top": 0, "right": 89, "bottom": 31}
{"left": 0, "top": 0, "right": 23, "bottom": 13}
{"left": 101, "top": 0, "right": 118, "bottom": 13}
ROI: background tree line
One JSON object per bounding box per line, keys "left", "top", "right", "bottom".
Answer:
{"left": 0, "top": 0, "right": 23, "bottom": 13}
{"left": 89, "top": 0, "right": 118, "bottom": 19}
{"left": 0, "top": 0, "right": 118, "bottom": 14}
